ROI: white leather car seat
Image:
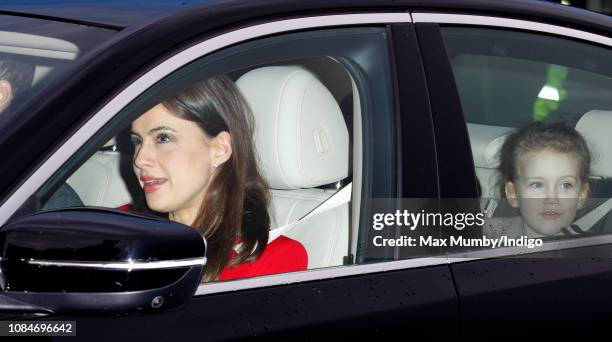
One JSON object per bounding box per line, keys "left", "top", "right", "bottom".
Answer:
{"left": 67, "top": 138, "right": 134, "bottom": 208}
{"left": 237, "top": 65, "right": 351, "bottom": 269}
{"left": 576, "top": 110, "right": 612, "bottom": 181}
{"left": 467, "top": 123, "right": 515, "bottom": 198}
{"left": 574, "top": 110, "right": 612, "bottom": 231}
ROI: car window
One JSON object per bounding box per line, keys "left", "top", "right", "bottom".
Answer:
{"left": 440, "top": 26, "right": 612, "bottom": 247}
{"left": 20, "top": 27, "right": 397, "bottom": 283}
{"left": 0, "top": 15, "right": 115, "bottom": 125}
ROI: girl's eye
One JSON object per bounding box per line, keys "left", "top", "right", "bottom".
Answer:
{"left": 528, "top": 181, "right": 543, "bottom": 189}
{"left": 560, "top": 182, "right": 574, "bottom": 190}
{"left": 156, "top": 133, "right": 173, "bottom": 144}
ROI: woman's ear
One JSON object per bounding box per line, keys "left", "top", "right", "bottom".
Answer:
{"left": 0, "top": 80, "right": 13, "bottom": 113}
{"left": 505, "top": 181, "right": 520, "bottom": 208}
{"left": 578, "top": 183, "right": 590, "bottom": 210}
{"left": 211, "top": 131, "right": 232, "bottom": 166}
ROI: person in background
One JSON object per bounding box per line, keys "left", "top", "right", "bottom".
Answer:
{"left": 0, "top": 58, "right": 35, "bottom": 114}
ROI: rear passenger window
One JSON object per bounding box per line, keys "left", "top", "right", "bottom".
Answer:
{"left": 441, "top": 26, "right": 612, "bottom": 244}
{"left": 19, "top": 27, "right": 397, "bottom": 282}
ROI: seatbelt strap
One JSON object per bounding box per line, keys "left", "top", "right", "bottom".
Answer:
{"left": 268, "top": 182, "right": 352, "bottom": 243}
{"left": 573, "top": 197, "right": 612, "bottom": 232}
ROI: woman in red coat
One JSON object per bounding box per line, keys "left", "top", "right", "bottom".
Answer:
{"left": 130, "top": 75, "right": 307, "bottom": 282}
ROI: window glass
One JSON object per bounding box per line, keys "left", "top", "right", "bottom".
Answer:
{"left": 21, "top": 27, "right": 396, "bottom": 282}
{"left": 441, "top": 26, "right": 612, "bottom": 247}
{"left": 443, "top": 27, "right": 612, "bottom": 127}
{"left": 0, "top": 15, "right": 115, "bottom": 124}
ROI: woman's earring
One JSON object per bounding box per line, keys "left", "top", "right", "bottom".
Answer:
{"left": 212, "top": 163, "right": 218, "bottom": 169}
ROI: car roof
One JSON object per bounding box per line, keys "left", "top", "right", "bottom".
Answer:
{"left": 0, "top": 0, "right": 609, "bottom": 35}
{"left": 0, "top": 0, "right": 215, "bottom": 29}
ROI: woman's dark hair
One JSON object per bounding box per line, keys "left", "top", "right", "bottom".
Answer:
{"left": 162, "top": 75, "right": 270, "bottom": 282}
{"left": 498, "top": 121, "right": 591, "bottom": 197}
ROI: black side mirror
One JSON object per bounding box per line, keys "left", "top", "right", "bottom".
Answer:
{"left": 0, "top": 208, "right": 206, "bottom": 315}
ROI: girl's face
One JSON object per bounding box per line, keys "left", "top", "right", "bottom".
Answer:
{"left": 505, "top": 149, "right": 588, "bottom": 237}
{"left": 131, "top": 104, "right": 231, "bottom": 225}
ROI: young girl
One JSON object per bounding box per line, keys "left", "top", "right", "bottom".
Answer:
{"left": 485, "top": 122, "right": 591, "bottom": 239}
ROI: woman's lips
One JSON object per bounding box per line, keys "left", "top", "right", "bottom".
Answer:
{"left": 540, "top": 210, "right": 561, "bottom": 220}
{"left": 140, "top": 176, "right": 167, "bottom": 193}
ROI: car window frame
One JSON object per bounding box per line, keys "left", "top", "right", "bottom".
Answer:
{"left": 0, "top": 12, "right": 456, "bottom": 297}
{"left": 413, "top": 12, "right": 612, "bottom": 261}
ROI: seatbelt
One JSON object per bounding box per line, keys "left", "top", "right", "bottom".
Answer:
{"left": 266, "top": 183, "right": 612, "bottom": 242}
{"left": 573, "top": 197, "right": 612, "bottom": 232}
{"left": 268, "top": 182, "right": 352, "bottom": 243}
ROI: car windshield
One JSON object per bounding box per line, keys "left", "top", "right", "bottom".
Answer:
{"left": 0, "top": 14, "right": 115, "bottom": 119}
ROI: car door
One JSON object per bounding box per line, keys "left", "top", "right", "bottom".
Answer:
{"left": 0, "top": 12, "right": 458, "bottom": 341}
{"left": 413, "top": 11, "right": 612, "bottom": 340}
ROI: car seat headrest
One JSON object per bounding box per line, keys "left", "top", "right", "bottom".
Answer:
{"left": 237, "top": 66, "right": 350, "bottom": 190}
{"left": 576, "top": 110, "right": 612, "bottom": 178}
{"left": 467, "top": 123, "right": 515, "bottom": 169}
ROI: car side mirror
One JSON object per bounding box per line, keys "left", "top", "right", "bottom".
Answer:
{"left": 0, "top": 208, "right": 206, "bottom": 315}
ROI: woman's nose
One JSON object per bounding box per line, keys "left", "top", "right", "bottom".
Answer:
{"left": 133, "top": 143, "right": 153, "bottom": 170}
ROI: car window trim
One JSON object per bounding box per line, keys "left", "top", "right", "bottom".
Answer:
{"left": 0, "top": 12, "right": 431, "bottom": 296}
{"left": 196, "top": 256, "right": 447, "bottom": 295}
{"left": 195, "top": 231, "right": 612, "bottom": 295}
{"left": 412, "top": 13, "right": 612, "bottom": 47}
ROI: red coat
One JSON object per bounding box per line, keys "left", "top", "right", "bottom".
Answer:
{"left": 219, "top": 235, "right": 308, "bottom": 281}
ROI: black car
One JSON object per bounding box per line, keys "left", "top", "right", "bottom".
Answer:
{"left": 0, "top": 0, "right": 611, "bottom": 340}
